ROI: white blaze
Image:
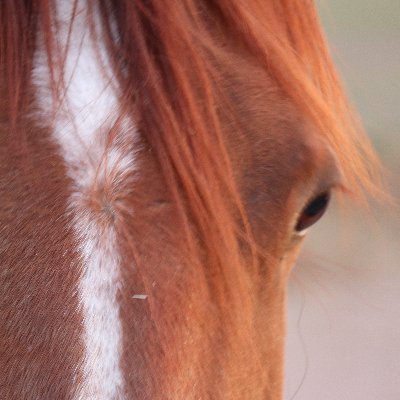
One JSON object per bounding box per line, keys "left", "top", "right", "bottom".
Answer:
{"left": 34, "top": 1, "right": 135, "bottom": 398}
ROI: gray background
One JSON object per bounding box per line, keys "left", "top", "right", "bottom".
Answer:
{"left": 285, "top": 1, "right": 400, "bottom": 399}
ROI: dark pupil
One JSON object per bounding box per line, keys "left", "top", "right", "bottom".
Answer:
{"left": 295, "top": 191, "right": 330, "bottom": 232}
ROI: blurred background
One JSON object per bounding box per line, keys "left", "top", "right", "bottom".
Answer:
{"left": 285, "top": 1, "right": 400, "bottom": 399}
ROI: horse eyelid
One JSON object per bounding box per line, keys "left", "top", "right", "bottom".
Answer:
{"left": 294, "top": 190, "right": 331, "bottom": 232}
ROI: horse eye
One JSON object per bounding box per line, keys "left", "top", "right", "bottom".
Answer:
{"left": 295, "top": 191, "right": 330, "bottom": 232}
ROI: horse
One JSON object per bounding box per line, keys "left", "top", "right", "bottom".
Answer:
{"left": 0, "top": 1, "right": 382, "bottom": 399}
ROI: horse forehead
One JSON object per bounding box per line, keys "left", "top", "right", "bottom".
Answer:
{"left": 224, "top": 70, "right": 326, "bottom": 188}
{"left": 221, "top": 59, "right": 314, "bottom": 163}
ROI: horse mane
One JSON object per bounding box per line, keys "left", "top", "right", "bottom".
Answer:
{"left": 0, "top": 0, "right": 383, "bottom": 393}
